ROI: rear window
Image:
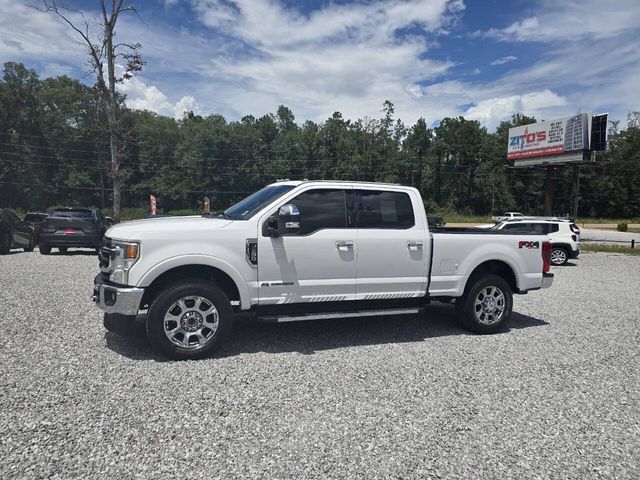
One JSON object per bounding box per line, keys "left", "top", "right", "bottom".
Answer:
{"left": 355, "top": 190, "right": 415, "bottom": 229}
{"left": 24, "top": 214, "right": 47, "bottom": 221}
{"left": 51, "top": 209, "right": 94, "bottom": 219}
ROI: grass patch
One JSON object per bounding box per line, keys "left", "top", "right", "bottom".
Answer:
{"left": 581, "top": 244, "right": 640, "bottom": 255}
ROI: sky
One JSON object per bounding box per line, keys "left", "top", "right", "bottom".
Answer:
{"left": 1, "top": 0, "right": 639, "bottom": 130}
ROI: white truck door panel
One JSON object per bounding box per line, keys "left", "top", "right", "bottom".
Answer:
{"left": 257, "top": 188, "right": 356, "bottom": 305}
{"left": 354, "top": 189, "right": 429, "bottom": 299}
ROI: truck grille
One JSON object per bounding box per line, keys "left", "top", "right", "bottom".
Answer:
{"left": 98, "top": 237, "right": 116, "bottom": 273}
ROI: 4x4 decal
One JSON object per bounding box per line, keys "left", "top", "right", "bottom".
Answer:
{"left": 518, "top": 241, "right": 540, "bottom": 249}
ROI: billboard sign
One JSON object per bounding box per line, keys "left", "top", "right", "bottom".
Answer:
{"left": 508, "top": 113, "right": 591, "bottom": 163}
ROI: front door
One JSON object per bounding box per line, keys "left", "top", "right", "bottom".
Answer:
{"left": 257, "top": 187, "right": 357, "bottom": 305}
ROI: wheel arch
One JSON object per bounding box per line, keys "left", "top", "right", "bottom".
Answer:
{"left": 464, "top": 259, "right": 518, "bottom": 294}
{"left": 138, "top": 256, "right": 250, "bottom": 310}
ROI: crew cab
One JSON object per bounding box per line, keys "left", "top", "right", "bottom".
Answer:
{"left": 93, "top": 181, "right": 554, "bottom": 360}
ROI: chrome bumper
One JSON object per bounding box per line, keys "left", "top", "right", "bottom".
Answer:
{"left": 93, "top": 275, "right": 144, "bottom": 315}
{"left": 541, "top": 273, "right": 554, "bottom": 289}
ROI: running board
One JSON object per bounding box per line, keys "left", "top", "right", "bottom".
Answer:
{"left": 257, "top": 307, "right": 423, "bottom": 324}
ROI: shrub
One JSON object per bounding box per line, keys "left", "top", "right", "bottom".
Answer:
{"left": 617, "top": 223, "right": 628, "bottom": 232}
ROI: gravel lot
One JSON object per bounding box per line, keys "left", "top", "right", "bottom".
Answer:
{"left": 1, "top": 250, "right": 638, "bottom": 479}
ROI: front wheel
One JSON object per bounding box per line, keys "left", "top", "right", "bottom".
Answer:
{"left": 456, "top": 274, "right": 513, "bottom": 334}
{"left": 550, "top": 247, "right": 568, "bottom": 266}
{"left": 146, "top": 280, "right": 234, "bottom": 360}
{"left": 0, "top": 232, "right": 10, "bottom": 254}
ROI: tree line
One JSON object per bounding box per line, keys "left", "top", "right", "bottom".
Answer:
{"left": 1, "top": 61, "right": 639, "bottom": 220}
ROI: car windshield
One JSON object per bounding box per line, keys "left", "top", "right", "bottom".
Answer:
{"left": 224, "top": 184, "right": 296, "bottom": 220}
{"left": 51, "top": 209, "right": 94, "bottom": 218}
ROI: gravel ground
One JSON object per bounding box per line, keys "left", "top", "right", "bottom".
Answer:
{"left": 1, "top": 250, "right": 638, "bottom": 479}
{"left": 581, "top": 228, "right": 640, "bottom": 246}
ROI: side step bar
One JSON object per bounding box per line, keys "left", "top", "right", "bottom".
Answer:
{"left": 257, "top": 307, "right": 423, "bottom": 324}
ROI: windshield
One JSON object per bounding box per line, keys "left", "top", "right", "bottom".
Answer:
{"left": 224, "top": 184, "right": 295, "bottom": 220}
{"left": 51, "top": 209, "right": 94, "bottom": 219}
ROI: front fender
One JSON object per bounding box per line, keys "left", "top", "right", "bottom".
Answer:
{"left": 136, "top": 254, "right": 251, "bottom": 310}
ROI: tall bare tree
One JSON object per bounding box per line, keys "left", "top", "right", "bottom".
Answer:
{"left": 36, "top": 0, "right": 143, "bottom": 221}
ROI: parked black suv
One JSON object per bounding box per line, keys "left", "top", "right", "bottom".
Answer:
{"left": 0, "top": 208, "right": 36, "bottom": 254}
{"left": 39, "top": 208, "right": 108, "bottom": 254}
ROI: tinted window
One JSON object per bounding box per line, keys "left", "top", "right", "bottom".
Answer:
{"left": 504, "top": 223, "right": 546, "bottom": 234}
{"left": 356, "top": 190, "right": 414, "bottom": 229}
{"left": 24, "top": 214, "right": 47, "bottom": 222}
{"left": 547, "top": 223, "right": 559, "bottom": 233}
{"left": 51, "top": 209, "right": 94, "bottom": 219}
{"left": 287, "top": 189, "right": 347, "bottom": 235}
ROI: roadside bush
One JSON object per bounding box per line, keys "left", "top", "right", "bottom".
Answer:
{"left": 617, "top": 223, "right": 628, "bottom": 232}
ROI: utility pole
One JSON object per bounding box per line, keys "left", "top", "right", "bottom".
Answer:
{"left": 543, "top": 166, "right": 555, "bottom": 216}
{"left": 571, "top": 165, "right": 581, "bottom": 219}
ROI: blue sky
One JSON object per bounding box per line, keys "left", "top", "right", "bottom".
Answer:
{"left": 1, "top": 0, "right": 639, "bottom": 129}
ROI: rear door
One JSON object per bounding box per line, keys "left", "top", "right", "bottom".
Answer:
{"left": 257, "top": 187, "right": 357, "bottom": 305}
{"left": 354, "top": 188, "right": 429, "bottom": 299}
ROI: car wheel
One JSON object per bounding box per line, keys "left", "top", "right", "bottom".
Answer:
{"left": 24, "top": 234, "right": 36, "bottom": 252}
{"left": 39, "top": 244, "right": 51, "bottom": 255}
{"left": 550, "top": 247, "right": 568, "bottom": 266}
{"left": 0, "top": 232, "right": 10, "bottom": 254}
{"left": 456, "top": 274, "right": 513, "bottom": 334}
{"left": 59, "top": 247, "right": 68, "bottom": 253}
{"left": 146, "top": 280, "right": 234, "bottom": 360}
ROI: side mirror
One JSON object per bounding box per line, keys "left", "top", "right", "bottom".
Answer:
{"left": 275, "top": 203, "right": 301, "bottom": 236}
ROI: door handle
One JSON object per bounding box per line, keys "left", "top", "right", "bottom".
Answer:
{"left": 336, "top": 240, "right": 354, "bottom": 249}
{"left": 407, "top": 241, "right": 424, "bottom": 249}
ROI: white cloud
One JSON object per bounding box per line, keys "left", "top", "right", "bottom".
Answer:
{"left": 481, "top": 0, "right": 640, "bottom": 42}
{"left": 490, "top": 55, "right": 517, "bottom": 66}
{"left": 464, "top": 90, "right": 568, "bottom": 129}
{"left": 118, "top": 74, "right": 201, "bottom": 120}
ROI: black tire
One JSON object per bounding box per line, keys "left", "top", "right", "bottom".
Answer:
{"left": 24, "top": 234, "right": 36, "bottom": 252}
{"left": 39, "top": 244, "right": 51, "bottom": 255}
{"left": 0, "top": 232, "right": 10, "bottom": 254}
{"left": 146, "top": 280, "right": 234, "bottom": 360}
{"left": 59, "top": 247, "right": 68, "bottom": 253}
{"left": 550, "top": 247, "right": 568, "bottom": 266}
{"left": 455, "top": 274, "right": 513, "bottom": 334}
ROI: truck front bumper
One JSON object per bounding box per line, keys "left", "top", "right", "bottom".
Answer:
{"left": 92, "top": 273, "right": 144, "bottom": 315}
{"left": 541, "top": 272, "right": 554, "bottom": 289}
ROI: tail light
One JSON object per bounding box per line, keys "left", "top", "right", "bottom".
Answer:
{"left": 570, "top": 223, "right": 580, "bottom": 234}
{"left": 542, "top": 241, "right": 551, "bottom": 273}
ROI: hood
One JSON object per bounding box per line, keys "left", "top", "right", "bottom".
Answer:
{"left": 106, "top": 215, "right": 233, "bottom": 241}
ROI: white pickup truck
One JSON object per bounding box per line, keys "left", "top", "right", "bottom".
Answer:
{"left": 93, "top": 181, "right": 554, "bottom": 359}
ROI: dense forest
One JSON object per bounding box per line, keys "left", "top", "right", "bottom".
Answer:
{"left": 1, "top": 61, "right": 639, "bottom": 220}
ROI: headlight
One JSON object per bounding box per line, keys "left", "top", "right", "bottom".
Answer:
{"left": 109, "top": 241, "right": 140, "bottom": 285}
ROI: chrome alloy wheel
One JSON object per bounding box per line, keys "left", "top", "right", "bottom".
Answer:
{"left": 473, "top": 286, "right": 506, "bottom": 325}
{"left": 163, "top": 296, "right": 219, "bottom": 349}
{"left": 550, "top": 248, "right": 567, "bottom": 265}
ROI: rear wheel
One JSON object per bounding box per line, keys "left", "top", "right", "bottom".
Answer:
{"left": 146, "top": 280, "right": 234, "bottom": 360}
{"left": 39, "top": 244, "right": 51, "bottom": 255}
{"left": 550, "top": 247, "right": 568, "bottom": 266}
{"left": 456, "top": 274, "right": 513, "bottom": 334}
{"left": 24, "top": 233, "right": 35, "bottom": 252}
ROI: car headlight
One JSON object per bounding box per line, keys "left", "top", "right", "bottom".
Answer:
{"left": 109, "top": 241, "right": 140, "bottom": 285}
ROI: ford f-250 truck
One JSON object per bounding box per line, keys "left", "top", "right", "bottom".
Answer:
{"left": 93, "top": 181, "right": 554, "bottom": 360}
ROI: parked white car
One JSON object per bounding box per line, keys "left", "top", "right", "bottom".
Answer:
{"left": 93, "top": 181, "right": 554, "bottom": 359}
{"left": 491, "top": 211, "right": 525, "bottom": 223}
{"left": 488, "top": 217, "right": 580, "bottom": 265}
